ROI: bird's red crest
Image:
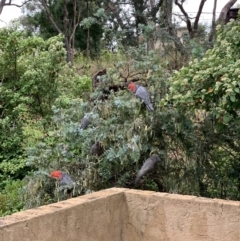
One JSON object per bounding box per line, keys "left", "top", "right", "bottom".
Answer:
{"left": 128, "top": 82, "right": 136, "bottom": 92}
{"left": 50, "top": 170, "right": 62, "bottom": 180}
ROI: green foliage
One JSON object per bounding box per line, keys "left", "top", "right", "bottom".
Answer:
{"left": 56, "top": 73, "right": 92, "bottom": 107}
{"left": 0, "top": 26, "right": 91, "bottom": 208}
{"left": 0, "top": 27, "right": 30, "bottom": 181}
{"left": 164, "top": 19, "right": 240, "bottom": 200}
{"left": 25, "top": 28, "right": 240, "bottom": 208}
{"left": 0, "top": 180, "right": 24, "bottom": 216}
{"left": 18, "top": 35, "right": 66, "bottom": 119}
{"left": 23, "top": 44, "right": 169, "bottom": 208}
{"left": 80, "top": 17, "right": 97, "bottom": 29}
{"left": 166, "top": 20, "right": 240, "bottom": 124}
{"left": 3, "top": 13, "right": 240, "bottom": 213}
{"left": 22, "top": 171, "right": 57, "bottom": 209}
{"left": 0, "top": 27, "right": 88, "bottom": 190}
{"left": 23, "top": 0, "right": 104, "bottom": 57}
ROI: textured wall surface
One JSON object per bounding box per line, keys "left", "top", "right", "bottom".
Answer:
{"left": 123, "top": 189, "right": 240, "bottom": 241}
{"left": 1, "top": 188, "right": 240, "bottom": 241}
{"left": 0, "top": 188, "right": 127, "bottom": 241}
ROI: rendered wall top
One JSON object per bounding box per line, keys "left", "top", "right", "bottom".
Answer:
{"left": 1, "top": 187, "right": 240, "bottom": 241}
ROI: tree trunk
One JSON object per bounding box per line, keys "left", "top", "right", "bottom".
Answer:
{"left": 0, "top": 0, "right": 6, "bottom": 14}
{"left": 193, "top": 0, "right": 207, "bottom": 34}
{"left": 217, "top": 0, "right": 237, "bottom": 25}
{"left": 175, "top": 0, "right": 207, "bottom": 39}
{"left": 39, "top": 0, "right": 81, "bottom": 65}
{"left": 208, "top": 0, "right": 217, "bottom": 42}
{"left": 106, "top": 1, "right": 125, "bottom": 30}
{"left": 0, "top": 0, "right": 28, "bottom": 14}
{"left": 164, "top": 0, "right": 185, "bottom": 56}
{"left": 86, "top": 0, "right": 90, "bottom": 60}
{"left": 69, "top": 0, "right": 81, "bottom": 64}
{"left": 175, "top": 0, "right": 193, "bottom": 38}
{"left": 147, "top": 0, "right": 155, "bottom": 51}
{"left": 63, "top": 0, "right": 72, "bottom": 64}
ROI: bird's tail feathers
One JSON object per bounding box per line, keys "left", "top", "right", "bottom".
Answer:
{"left": 146, "top": 103, "right": 154, "bottom": 111}
{"left": 134, "top": 176, "right": 140, "bottom": 185}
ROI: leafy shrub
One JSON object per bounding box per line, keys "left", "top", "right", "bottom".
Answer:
{"left": 0, "top": 180, "right": 24, "bottom": 216}
{"left": 23, "top": 45, "right": 170, "bottom": 208}
{"left": 0, "top": 26, "right": 90, "bottom": 189}
{"left": 165, "top": 18, "right": 240, "bottom": 200}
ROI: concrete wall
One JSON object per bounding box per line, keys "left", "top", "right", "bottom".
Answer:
{"left": 123, "top": 189, "right": 240, "bottom": 241}
{"left": 0, "top": 188, "right": 127, "bottom": 241}
{"left": 1, "top": 188, "right": 240, "bottom": 241}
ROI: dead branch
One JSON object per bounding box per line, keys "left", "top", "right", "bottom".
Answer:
{"left": 0, "top": 0, "right": 31, "bottom": 14}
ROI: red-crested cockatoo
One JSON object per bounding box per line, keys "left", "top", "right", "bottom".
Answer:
{"left": 128, "top": 82, "right": 154, "bottom": 111}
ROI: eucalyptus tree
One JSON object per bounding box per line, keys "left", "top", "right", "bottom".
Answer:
{"left": 21, "top": 0, "right": 104, "bottom": 62}
{"left": 1, "top": 0, "right": 238, "bottom": 60}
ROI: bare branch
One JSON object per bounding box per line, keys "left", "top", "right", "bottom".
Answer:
{"left": 174, "top": 0, "right": 193, "bottom": 37}
{"left": 193, "top": 0, "right": 207, "bottom": 32}
{"left": 69, "top": 0, "right": 81, "bottom": 43}
{"left": 39, "top": 0, "right": 63, "bottom": 34}
{"left": 173, "top": 12, "right": 195, "bottom": 21}
{"left": 0, "top": 0, "right": 6, "bottom": 14}
{"left": 0, "top": 0, "right": 31, "bottom": 14}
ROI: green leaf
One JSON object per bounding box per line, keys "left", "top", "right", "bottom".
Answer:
{"left": 223, "top": 114, "right": 231, "bottom": 123}
{"left": 230, "top": 95, "right": 236, "bottom": 102}
{"left": 234, "top": 87, "right": 240, "bottom": 93}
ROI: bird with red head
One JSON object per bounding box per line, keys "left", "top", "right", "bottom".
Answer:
{"left": 50, "top": 170, "right": 63, "bottom": 180}
{"left": 127, "top": 82, "right": 154, "bottom": 111}
{"left": 50, "top": 170, "right": 75, "bottom": 187}
{"left": 128, "top": 82, "right": 137, "bottom": 92}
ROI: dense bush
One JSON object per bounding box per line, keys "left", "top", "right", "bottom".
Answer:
{"left": 23, "top": 45, "right": 169, "bottom": 208}
{"left": 0, "top": 26, "right": 91, "bottom": 214}
{"left": 165, "top": 18, "right": 240, "bottom": 199}
{"left": 0, "top": 180, "right": 24, "bottom": 216}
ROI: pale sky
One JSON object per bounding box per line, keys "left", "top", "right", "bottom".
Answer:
{"left": 173, "top": 0, "right": 240, "bottom": 26}
{"left": 0, "top": 0, "right": 22, "bottom": 27}
{"left": 0, "top": 0, "right": 239, "bottom": 27}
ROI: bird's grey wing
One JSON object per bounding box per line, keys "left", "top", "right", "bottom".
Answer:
{"left": 134, "top": 158, "right": 155, "bottom": 184}
{"left": 80, "top": 116, "right": 90, "bottom": 129}
{"left": 90, "top": 142, "right": 104, "bottom": 156}
{"left": 60, "top": 173, "right": 75, "bottom": 186}
{"left": 135, "top": 86, "right": 151, "bottom": 104}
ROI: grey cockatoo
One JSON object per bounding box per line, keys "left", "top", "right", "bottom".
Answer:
{"left": 128, "top": 82, "right": 154, "bottom": 111}
{"left": 80, "top": 115, "right": 91, "bottom": 129}
{"left": 50, "top": 170, "right": 75, "bottom": 193}
{"left": 134, "top": 155, "right": 161, "bottom": 184}
{"left": 90, "top": 142, "right": 104, "bottom": 156}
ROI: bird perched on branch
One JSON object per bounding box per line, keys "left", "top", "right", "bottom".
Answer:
{"left": 80, "top": 115, "right": 91, "bottom": 130}
{"left": 90, "top": 142, "right": 104, "bottom": 156}
{"left": 135, "top": 155, "right": 161, "bottom": 185}
{"left": 128, "top": 82, "right": 154, "bottom": 111}
{"left": 50, "top": 170, "right": 75, "bottom": 194}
